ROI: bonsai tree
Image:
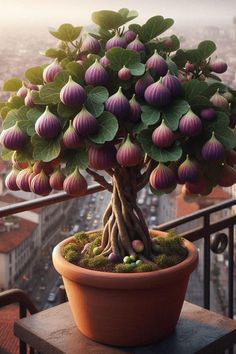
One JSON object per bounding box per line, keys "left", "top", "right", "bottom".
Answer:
{"left": 1, "top": 9, "right": 236, "bottom": 271}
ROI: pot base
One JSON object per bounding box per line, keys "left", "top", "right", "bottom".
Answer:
{"left": 53, "top": 230, "right": 198, "bottom": 346}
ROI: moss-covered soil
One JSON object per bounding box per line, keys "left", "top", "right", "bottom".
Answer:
{"left": 62, "top": 230, "right": 188, "bottom": 273}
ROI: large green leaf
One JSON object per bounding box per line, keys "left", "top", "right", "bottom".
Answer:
{"left": 184, "top": 49, "right": 201, "bottom": 63}
{"left": 118, "top": 8, "right": 138, "bottom": 23}
{"left": 26, "top": 108, "right": 43, "bottom": 136}
{"left": 89, "top": 112, "right": 118, "bottom": 144}
{"left": 1, "top": 148, "right": 13, "bottom": 161}
{"left": 44, "top": 48, "right": 67, "bottom": 61}
{"left": 39, "top": 71, "right": 69, "bottom": 105}
{"left": 183, "top": 80, "right": 208, "bottom": 101}
{"left": 85, "top": 99, "right": 104, "bottom": 118}
{"left": 198, "top": 40, "right": 216, "bottom": 59}
{"left": 66, "top": 62, "right": 85, "bottom": 83}
{"left": 3, "top": 106, "right": 29, "bottom": 129}
{"left": 7, "top": 96, "right": 24, "bottom": 109}
{"left": 87, "top": 86, "right": 109, "bottom": 103}
{"left": 3, "top": 78, "right": 22, "bottom": 92}
{"left": 106, "top": 47, "right": 140, "bottom": 71}
{"left": 166, "top": 56, "right": 178, "bottom": 75}
{"left": 57, "top": 102, "right": 78, "bottom": 119}
{"left": 49, "top": 24, "right": 82, "bottom": 41}
{"left": 25, "top": 66, "right": 44, "bottom": 85}
{"left": 64, "top": 149, "right": 88, "bottom": 173}
{"left": 141, "top": 16, "right": 174, "bottom": 43}
{"left": 162, "top": 100, "right": 190, "bottom": 130}
{"left": 92, "top": 10, "right": 125, "bottom": 29}
{"left": 128, "top": 62, "right": 145, "bottom": 76}
{"left": 138, "top": 129, "right": 182, "bottom": 162}
{"left": 32, "top": 134, "right": 61, "bottom": 162}
{"left": 141, "top": 105, "right": 161, "bottom": 126}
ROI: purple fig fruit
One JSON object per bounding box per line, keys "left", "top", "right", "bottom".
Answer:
{"left": 0, "top": 122, "right": 26, "bottom": 150}
{"left": 60, "top": 76, "right": 86, "bottom": 107}
{"left": 124, "top": 30, "right": 136, "bottom": 43}
{"left": 162, "top": 72, "right": 182, "bottom": 97}
{"left": 63, "top": 120, "right": 84, "bottom": 148}
{"left": 85, "top": 59, "right": 108, "bottom": 86}
{"left": 177, "top": 155, "right": 200, "bottom": 183}
{"left": 179, "top": 109, "right": 202, "bottom": 136}
{"left": 152, "top": 120, "right": 175, "bottom": 148}
{"left": 16, "top": 168, "right": 32, "bottom": 192}
{"left": 32, "top": 161, "right": 54, "bottom": 175}
{"left": 105, "top": 87, "right": 130, "bottom": 120}
{"left": 144, "top": 78, "right": 171, "bottom": 107}
{"left": 201, "top": 132, "right": 225, "bottom": 161}
{"left": 63, "top": 168, "right": 87, "bottom": 196}
{"left": 116, "top": 135, "right": 143, "bottom": 167}
{"left": 80, "top": 34, "right": 101, "bottom": 54}
{"left": 49, "top": 168, "right": 65, "bottom": 190}
{"left": 99, "top": 54, "right": 110, "bottom": 66}
{"left": 127, "top": 35, "right": 145, "bottom": 53}
{"left": 105, "top": 33, "right": 127, "bottom": 50}
{"left": 5, "top": 168, "right": 20, "bottom": 191}
{"left": 35, "top": 106, "right": 61, "bottom": 139}
{"left": 145, "top": 50, "right": 168, "bottom": 77}
{"left": 17, "top": 83, "right": 28, "bottom": 98}
{"left": 108, "top": 253, "right": 122, "bottom": 263}
{"left": 88, "top": 144, "right": 117, "bottom": 170}
{"left": 200, "top": 108, "right": 216, "bottom": 121}
{"left": 149, "top": 163, "right": 176, "bottom": 190}
{"left": 132, "top": 240, "right": 144, "bottom": 253}
{"left": 73, "top": 106, "right": 98, "bottom": 136}
{"left": 24, "top": 90, "right": 35, "bottom": 107}
{"left": 217, "top": 163, "right": 236, "bottom": 187}
{"left": 30, "top": 170, "right": 52, "bottom": 196}
{"left": 135, "top": 71, "right": 154, "bottom": 99}
{"left": 226, "top": 150, "right": 236, "bottom": 166}
{"left": 118, "top": 66, "right": 131, "bottom": 81}
{"left": 43, "top": 59, "right": 62, "bottom": 83}
{"left": 210, "top": 90, "right": 228, "bottom": 108}
{"left": 129, "top": 95, "right": 141, "bottom": 122}
{"left": 209, "top": 59, "right": 227, "bottom": 74}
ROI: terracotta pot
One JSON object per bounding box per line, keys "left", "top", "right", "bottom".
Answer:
{"left": 52, "top": 229, "right": 198, "bottom": 346}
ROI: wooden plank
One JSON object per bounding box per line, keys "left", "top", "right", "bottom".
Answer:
{"left": 14, "top": 301, "right": 236, "bottom": 354}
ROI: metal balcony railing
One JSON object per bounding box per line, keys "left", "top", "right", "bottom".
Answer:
{"left": 0, "top": 185, "right": 235, "bottom": 354}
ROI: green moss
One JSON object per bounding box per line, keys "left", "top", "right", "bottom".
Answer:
{"left": 64, "top": 250, "right": 80, "bottom": 263}
{"left": 135, "top": 263, "right": 156, "bottom": 272}
{"left": 79, "top": 255, "right": 108, "bottom": 268}
{"left": 74, "top": 231, "right": 89, "bottom": 247}
{"left": 154, "top": 254, "right": 185, "bottom": 268}
{"left": 62, "top": 242, "right": 79, "bottom": 257}
{"left": 115, "top": 263, "right": 134, "bottom": 273}
{"left": 152, "top": 235, "right": 187, "bottom": 257}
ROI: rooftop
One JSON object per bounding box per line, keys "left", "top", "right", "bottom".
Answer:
{"left": 0, "top": 217, "right": 37, "bottom": 253}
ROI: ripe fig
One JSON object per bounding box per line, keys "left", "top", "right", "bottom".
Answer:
{"left": 145, "top": 50, "right": 168, "bottom": 77}
{"left": 88, "top": 144, "right": 117, "bottom": 170}
{"left": 80, "top": 34, "right": 101, "bottom": 54}
{"left": 152, "top": 120, "right": 175, "bottom": 148}
{"left": 116, "top": 135, "right": 143, "bottom": 167}
{"left": 201, "top": 132, "right": 225, "bottom": 161}
{"left": 144, "top": 79, "right": 171, "bottom": 107}
{"left": 35, "top": 106, "right": 61, "bottom": 139}
{"left": 105, "top": 87, "right": 130, "bottom": 120}
{"left": 63, "top": 168, "right": 87, "bottom": 196}
{"left": 105, "top": 33, "right": 127, "bottom": 50}
{"left": 149, "top": 163, "right": 176, "bottom": 190}
{"left": 179, "top": 109, "right": 202, "bottom": 137}
{"left": 60, "top": 76, "right": 86, "bottom": 107}
{"left": 85, "top": 59, "right": 108, "bottom": 86}
{"left": 0, "top": 122, "right": 26, "bottom": 151}
{"left": 30, "top": 170, "right": 52, "bottom": 196}
{"left": 127, "top": 35, "right": 145, "bottom": 53}
{"left": 135, "top": 71, "right": 154, "bottom": 99}
{"left": 73, "top": 107, "right": 98, "bottom": 136}
{"left": 43, "top": 59, "right": 62, "bottom": 83}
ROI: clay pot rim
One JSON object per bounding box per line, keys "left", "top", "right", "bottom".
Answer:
{"left": 52, "top": 229, "right": 198, "bottom": 290}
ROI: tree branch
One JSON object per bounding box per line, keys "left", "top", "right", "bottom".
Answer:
{"left": 86, "top": 168, "right": 113, "bottom": 192}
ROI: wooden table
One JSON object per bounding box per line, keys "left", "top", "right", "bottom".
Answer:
{"left": 14, "top": 301, "right": 236, "bottom": 354}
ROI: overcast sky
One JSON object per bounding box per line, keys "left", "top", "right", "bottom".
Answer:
{"left": 0, "top": 0, "right": 235, "bottom": 28}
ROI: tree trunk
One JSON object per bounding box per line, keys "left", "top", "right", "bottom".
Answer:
{"left": 100, "top": 167, "right": 153, "bottom": 260}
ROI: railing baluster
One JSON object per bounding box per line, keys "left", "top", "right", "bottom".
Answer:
{"left": 19, "top": 303, "right": 27, "bottom": 354}
{"left": 228, "top": 225, "right": 234, "bottom": 319}
{"left": 203, "top": 214, "right": 211, "bottom": 310}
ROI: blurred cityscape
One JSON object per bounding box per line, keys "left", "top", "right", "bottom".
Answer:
{"left": 0, "top": 18, "right": 236, "bottom": 352}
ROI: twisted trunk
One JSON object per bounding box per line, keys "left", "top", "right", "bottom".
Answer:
{"left": 100, "top": 167, "right": 153, "bottom": 260}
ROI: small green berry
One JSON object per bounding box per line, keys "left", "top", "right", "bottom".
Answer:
{"left": 123, "top": 256, "right": 131, "bottom": 264}
{"left": 130, "top": 255, "right": 136, "bottom": 262}
{"left": 129, "top": 262, "right": 137, "bottom": 269}
{"left": 93, "top": 246, "right": 101, "bottom": 256}
{"left": 136, "top": 260, "right": 142, "bottom": 266}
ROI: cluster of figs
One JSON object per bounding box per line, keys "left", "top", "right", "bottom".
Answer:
{"left": 1, "top": 28, "right": 236, "bottom": 197}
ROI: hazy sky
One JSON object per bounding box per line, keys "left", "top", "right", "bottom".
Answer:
{"left": 0, "top": 0, "right": 235, "bottom": 28}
